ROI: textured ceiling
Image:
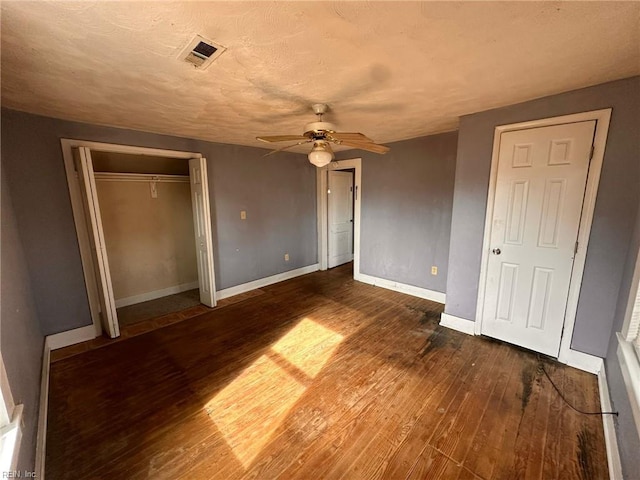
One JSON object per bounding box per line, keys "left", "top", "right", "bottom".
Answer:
{"left": 2, "top": 1, "right": 639, "bottom": 153}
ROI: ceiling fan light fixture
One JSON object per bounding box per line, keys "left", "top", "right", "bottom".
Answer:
{"left": 258, "top": 103, "right": 390, "bottom": 161}
{"left": 308, "top": 142, "right": 333, "bottom": 167}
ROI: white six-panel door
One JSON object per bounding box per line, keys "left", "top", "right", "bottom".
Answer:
{"left": 189, "top": 158, "right": 217, "bottom": 307}
{"left": 481, "top": 121, "right": 596, "bottom": 356}
{"left": 73, "top": 147, "right": 120, "bottom": 338}
{"left": 328, "top": 170, "right": 354, "bottom": 268}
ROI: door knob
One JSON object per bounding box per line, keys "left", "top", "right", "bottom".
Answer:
{"left": 492, "top": 248, "right": 501, "bottom": 255}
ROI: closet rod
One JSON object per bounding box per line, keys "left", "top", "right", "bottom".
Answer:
{"left": 93, "top": 172, "right": 190, "bottom": 183}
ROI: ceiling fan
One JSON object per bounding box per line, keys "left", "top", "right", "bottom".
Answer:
{"left": 256, "top": 104, "right": 390, "bottom": 167}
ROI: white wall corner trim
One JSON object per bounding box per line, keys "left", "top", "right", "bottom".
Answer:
{"left": 564, "top": 348, "right": 604, "bottom": 375}
{"left": 46, "top": 325, "right": 96, "bottom": 351}
{"left": 598, "top": 365, "right": 623, "bottom": 480}
{"left": 216, "top": 264, "right": 319, "bottom": 300}
{"left": 439, "top": 313, "right": 476, "bottom": 335}
{"left": 35, "top": 342, "right": 51, "bottom": 480}
{"left": 355, "top": 272, "right": 446, "bottom": 304}
{"left": 114, "top": 281, "right": 200, "bottom": 308}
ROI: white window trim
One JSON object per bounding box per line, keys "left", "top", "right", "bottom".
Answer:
{"left": 0, "top": 353, "right": 23, "bottom": 474}
{"left": 618, "top": 242, "right": 640, "bottom": 436}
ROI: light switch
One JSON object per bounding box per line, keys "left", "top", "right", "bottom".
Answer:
{"left": 431, "top": 266, "right": 438, "bottom": 275}
{"left": 284, "top": 253, "right": 289, "bottom": 261}
{"left": 240, "top": 210, "right": 247, "bottom": 220}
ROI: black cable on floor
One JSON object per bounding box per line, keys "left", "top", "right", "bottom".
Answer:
{"left": 537, "top": 357, "right": 618, "bottom": 416}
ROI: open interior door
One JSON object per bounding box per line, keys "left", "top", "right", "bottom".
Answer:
{"left": 328, "top": 170, "right": 354, "bottom": 268}
{"left": 189, "top": 158, "right": 217, "bottom": 307}
{"left": 73, "top": 147, "right": 120, "bottom": 338}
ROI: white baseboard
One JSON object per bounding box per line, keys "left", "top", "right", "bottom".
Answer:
{"left": 354, "top": 272, "right": 446, "bottom": 304}
{"left": 44, "top": 266, "right": 320, "bottom": 348}
{"left": 46, "top": 325, "right": 96, "bottom": 351}
{"left": 114, "top": 281, "right": 199, "bottom": 308}
{"left": 439, "top": 313, "right": 476, "bottom": 335}
{"left": 564, "top": 348, "right": 604, "bottom": 375}
{"left": 35, "top": 341, "right": 50, "bottom": 480}
{"left": 216, "top": 264, "right": 320, "bottom": 300}
{"left": 444, "top": 315, "right": 603, "bottom": 375}
{"left": 598, "top": 364, "right": 623, "bottom": 480}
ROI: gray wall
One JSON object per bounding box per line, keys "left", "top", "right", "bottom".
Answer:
{"left": 604, "top": 201, "right": 640, "bottom": 476}
{"left": 1, "top": 108, "right": 317, "bottom": 335}
{"left": 336, "top": 132, "right": 457, "bottom": 293}
{"left": 1, "top": 172, "right": 44, "bottom": 472}
{"left": 445, "top": 76, "right": 640, "bottom": 358}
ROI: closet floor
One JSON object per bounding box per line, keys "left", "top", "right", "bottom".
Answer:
{"left": 117, "top": 289, "right": 201, "bottom": 327}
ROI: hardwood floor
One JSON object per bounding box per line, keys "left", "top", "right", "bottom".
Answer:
{"left": 46, "top": 264, "right": 608, "bottom": 479}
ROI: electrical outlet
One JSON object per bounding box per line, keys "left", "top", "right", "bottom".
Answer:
{"left": 284, "top": 253, "right": 290, "bottom": 262}
{"left": 240, "top": 210, "right": 246, "bottom": 220}
{"left": 431, "top": 266, "right": 438, "bottom": 275}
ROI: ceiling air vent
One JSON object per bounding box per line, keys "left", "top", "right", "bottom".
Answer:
{"left": 180, "top": 35, "right": 226, "bottom": 70}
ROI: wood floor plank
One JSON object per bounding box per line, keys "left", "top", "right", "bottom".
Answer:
{"left": 523, "top": 362, "right": 552, "bottom": 480}
{"left": 457, "top": 347, "right": 521, "bottom": 478}
{"left": 407, "top": 444, "right": 472, "bottom": 480}
{"left": 185, "top": 298, "right": 423, "bottom": 479}
{"left": 418, "top": 352, "right": 502, "bottom": 475}
{"left": 45, "top": 264, "right": 609, "bottom": 480}
{"left": 329, "top": 334, "right": 479, "bottom": 479}
{"left": 348, "top": 335, "right": 495, "bottom": 480}
{"left": 426, "top": 338, "right": 509, "bottom": 462}
{"left": 541, "top": 361, "right": 566, "bottom": 480}
{"left": 252, "top": 326, "right": 440, "bottom": 477}
{"left": 278, "top": 322, "right": 474, "bottom": 479}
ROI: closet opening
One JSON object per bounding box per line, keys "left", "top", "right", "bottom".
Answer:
{"left": 61, "top": 140, "right": 216, "bottom": 339}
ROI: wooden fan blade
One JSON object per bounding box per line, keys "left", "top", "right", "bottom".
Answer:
{"left": 263, "top": 139, "right": 313, "bottom": 157}
{"left": 330, "top": 132, "right": 374, "bottom": 143}
{"left": 337, "top": 140, "right": 390, "bottom": 154}
{"left": 257, "top": 135, "right": 308, "bottom": 143}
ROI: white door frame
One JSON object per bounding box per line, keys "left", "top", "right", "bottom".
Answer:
{"left": 475, "top": 109, "right": 612, "bottom": 363}
{"left": 317, "top": 158, "right": 361, "bottom": 275}
{"left": 60, "top": 139, "right": 216, "bottom": 337}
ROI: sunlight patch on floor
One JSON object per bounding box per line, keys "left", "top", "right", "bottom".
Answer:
{"left": 206, "top": 355, "right": 305, "bottom": 468}
{"left": 205, "top": 318, "right": 344, "bottom": 468}
{"left": 272, "top": 318, "right": 344, "bottom": 378}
